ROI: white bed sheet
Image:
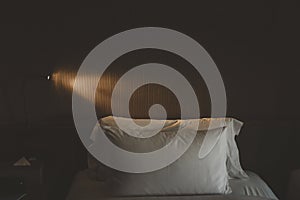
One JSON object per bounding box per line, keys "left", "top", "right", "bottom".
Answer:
{"left": 66, "top": 170, "right": 278, "bottom": 200}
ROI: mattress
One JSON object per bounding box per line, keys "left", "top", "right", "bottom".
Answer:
{"left": 66, "top": 170, "right": 278, "bottom": 200}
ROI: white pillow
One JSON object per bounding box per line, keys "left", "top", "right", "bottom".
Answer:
{"left": 88, "top": 116, "right": 232, "bottom": 196}
{"left": 195, "top": 118, "right": 248, "bottom": 179}
{"left": 225, "top": 118, "right": 248, "bottom": 179}
{"left": 89, "top": 117, "right": 248, "bottom": 179}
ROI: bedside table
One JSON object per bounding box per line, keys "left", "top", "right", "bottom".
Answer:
{"left": 0, "top": 159, "right": 45, "bottom": 200}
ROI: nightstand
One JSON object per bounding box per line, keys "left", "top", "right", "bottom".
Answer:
{"left": 0, "top": 159, "right": 45, "bottom": 200}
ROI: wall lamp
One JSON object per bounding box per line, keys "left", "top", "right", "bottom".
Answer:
{"left": 45, "top": 73, "right": 52, "bottom": 81}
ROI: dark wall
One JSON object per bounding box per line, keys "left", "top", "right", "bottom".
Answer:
{"left": 1, "top": 1, "right": 299, "bottom": 124}
{"left": 0, "top": 1, "right": 299, "bottom": 199}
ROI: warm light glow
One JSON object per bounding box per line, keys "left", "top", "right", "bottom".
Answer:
{"left": 52, "top": 69, "right": 76, "bottom": 92}
{"left": 52, "top": 69, "right": 112, "bottom": 108}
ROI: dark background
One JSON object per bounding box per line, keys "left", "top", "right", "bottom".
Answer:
{"left": 0, "top": 1, "right": 299, "bottom": 199}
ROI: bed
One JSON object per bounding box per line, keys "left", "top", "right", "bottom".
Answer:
{"left": 66, "top": 117, "right": 279, "bottom": 200}
{"left": 66, "top": 170, "right": 277, "bottom": 200}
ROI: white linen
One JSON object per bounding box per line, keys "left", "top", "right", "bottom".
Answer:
{"left": 90, "top": 116, "right": 248, "bottom": 179}
{"left": 87, "top": 116, "right": 233, "bottom": 195}
{"left": 66, "top": 170, "right": 277, "bottom": 200}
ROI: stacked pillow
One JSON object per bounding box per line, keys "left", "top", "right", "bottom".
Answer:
{"left": 87, "top": 116, "right": 248, "bottom": 197}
